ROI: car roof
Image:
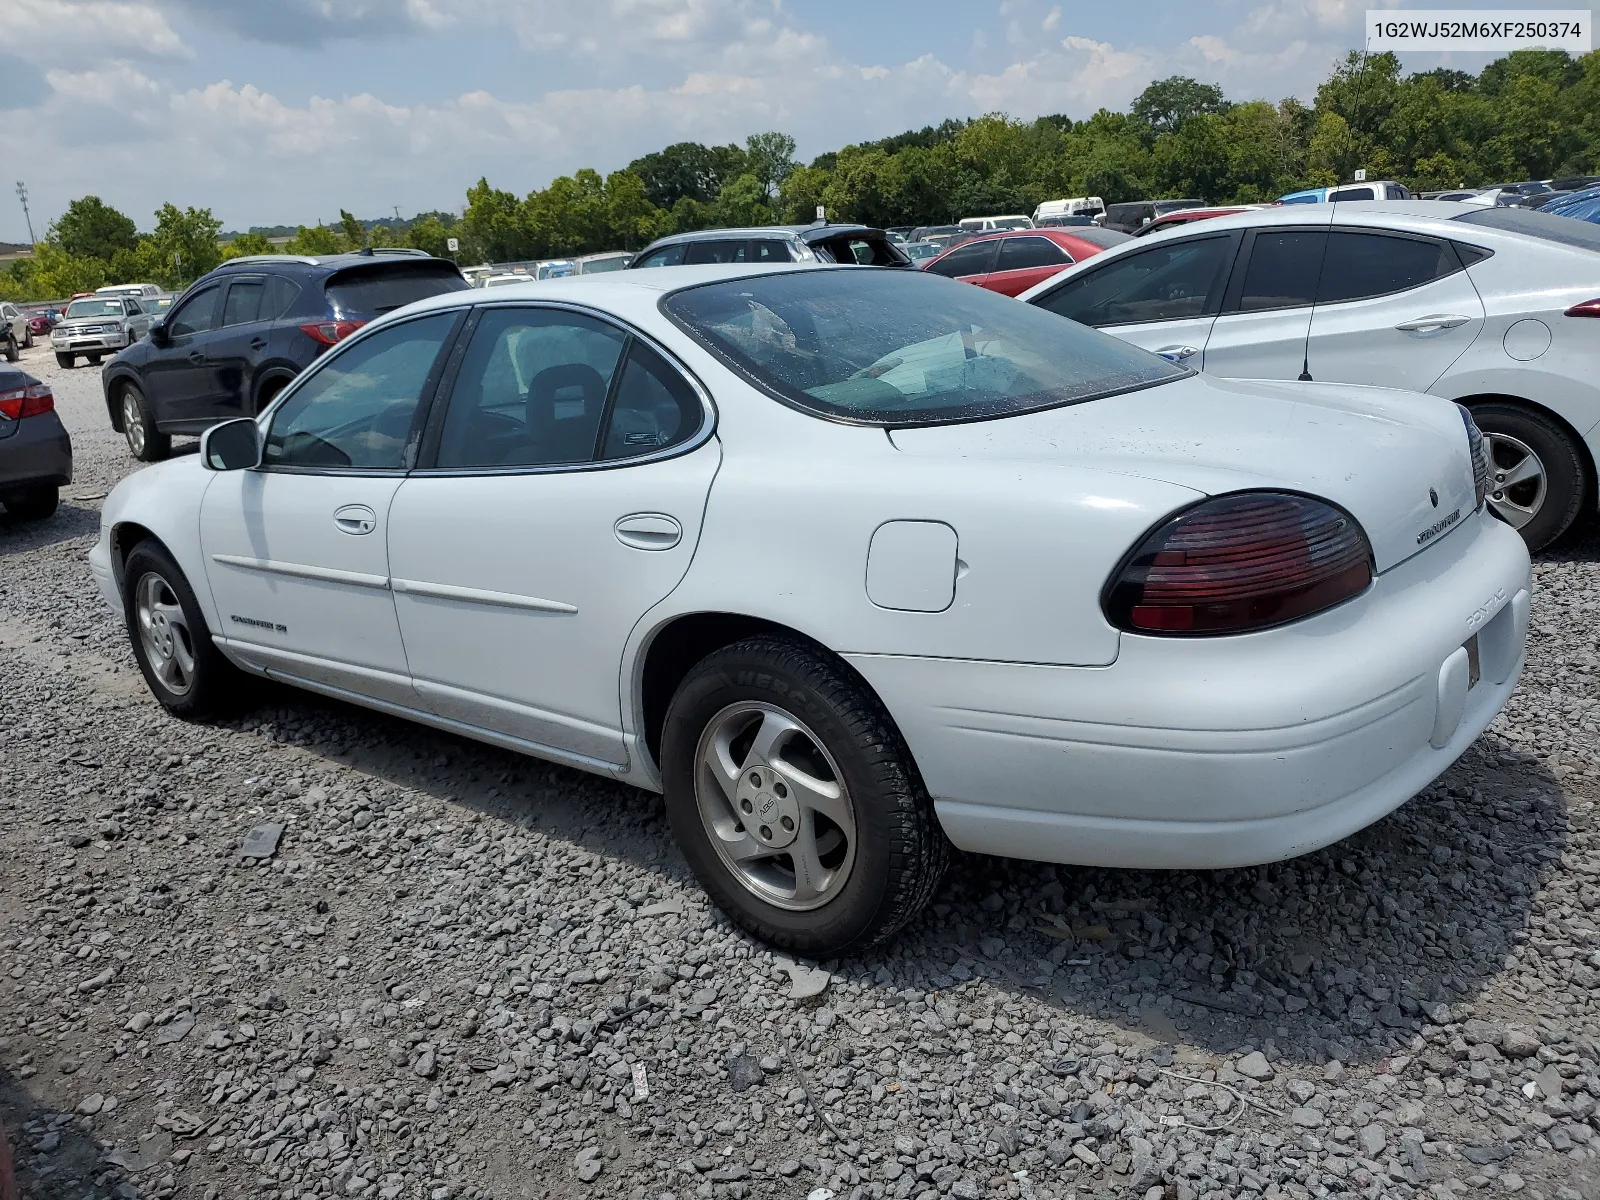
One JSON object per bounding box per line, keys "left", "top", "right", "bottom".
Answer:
{"left": 640, "top": 224, "right": 881, "bottom": 247}
{"left": 210, "top": 251, "right": 454, "bottom": 276}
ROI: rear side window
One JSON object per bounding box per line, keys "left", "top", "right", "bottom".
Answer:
{"left": 1035, "top": 235, "right": 1232, "bottom": 327}
{"left": 601, "top": 340, "right": 703, "bottom": 460}
{"left": 435, "top": 308, "right": 627, "bottom": 469}
{"left": 997, "top": 237, "right": 1071, "bottom": 270}
{"left": 1236, "top": 230, "right": 1326, "bottom": 311}
{"left": 325, "top": 263, "right": 470, "bottom": 319}
{"left": 925, "top": 240, "right": 999, "bottom": 278}
{"left": 222, "top": 279, "right": 264, "bottom": 327}
{"left": 264, "top": 275, "right": 302, "bottom": 319}
{"left": 1327, "top": 186, "right": 1375, "bottom": 202}
{"left": 684, "top": 240, "right": 753, "bottom": 265}
{"left": 1316, "top": 233, "right": 1460, "bottom": 304}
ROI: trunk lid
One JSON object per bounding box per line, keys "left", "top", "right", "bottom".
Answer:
{"left": 888, "top": 372, "right": 1478, "bottom": 573}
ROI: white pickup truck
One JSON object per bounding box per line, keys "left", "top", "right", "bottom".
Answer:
{"left": 51, "top": 295, "right": 162, "bottom": 368}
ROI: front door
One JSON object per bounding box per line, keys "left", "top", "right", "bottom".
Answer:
{"left": 387, "top": 306, "right": 719, "bottom": 768}
{"left": 924, "top": 239, "right": 1000, "bottom": 289}
{"left": 146, "top": 284, "right": 226, "bottom": 425}
{"left": 1203, "top": 224, "right": 1331, "bottom": 380}
{"left": 200, "top": 309, "right": 462, "bottom": 705}
{"left": 1305, "top": 229, "right": 1486, "bottom": 392}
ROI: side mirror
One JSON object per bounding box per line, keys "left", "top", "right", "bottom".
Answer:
{"left": 149, "top": 322, "right": 170, "bottom": 346}
{"left": 200, "top": 418, "right": 262, "bottom": 471}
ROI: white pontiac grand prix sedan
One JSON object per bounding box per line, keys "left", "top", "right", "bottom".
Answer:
{"left": 89, "top": 265, "right": 1532, "bottom": 954}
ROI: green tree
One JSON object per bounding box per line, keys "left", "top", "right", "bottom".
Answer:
{"left": 627, "top": 142, "right": 747, "bottom": 209}
{"left": 602, "top": 171, "right": 662, "bottom": 248}
{"left": 1131, "top": 76, "right": 1230, "bottom": 138}
{"left": 404, "top": 214, "right": 453, "bottom": 258}
{"left": 148, "top": 203, "right": 223, "bottom": 287}
{"left": 711, "top": 174, "right": 771, "bottom": 227}
{"left": 460, "top": 178, "right": 527, "bottom": 263}
{"left": 745, "top": 132, "right": 798, "bottom": 200}
{"left": 221, "top": 231, "right": 277, "bottom": 259}
{"left": 285, "top": 225, "right": 344, "bottom": 256}
{"left": 54, "top": 196, "right": 138, "bottom": 261}
{"left": 339, "top": 209, "right": 368, "bottom": 251}
{"left": 778, "top": 164, "right": 832, "bottom": 223}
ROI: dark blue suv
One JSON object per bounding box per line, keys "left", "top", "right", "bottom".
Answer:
{"left": 102, "top": 250, "right": 469, "bottom": 460}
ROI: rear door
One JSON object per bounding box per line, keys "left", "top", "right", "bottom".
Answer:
{"left": 983, "top": 235, "right": 1074, "bottom": 296}
{"left": 1028, "top": 232, "right": 1236, "bottom": 367}
{"left": 387, "top": 306, "right": 719, "bottom": 766}
{"left": 1304, "top": 229, "right": 1485, "bottom": 392}
{"left": 1203, "top": 222, "right": 1331, "bottom": 379}
{"left": 923, "top": 239, "right": 1000, "bottom": 288}
{"left": 203, "top": 275, "right": 271, "bottom": 421}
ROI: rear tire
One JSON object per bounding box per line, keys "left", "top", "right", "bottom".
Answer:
{"left": 56, "top": 353, "right": 73, "bottom": 369}
{"left": 1471, "top": 402, "right": 1585, "bottom": 552}
{"left": 120, "top": 382, "right": 171, "bottom": 462}
{"left": 0, "top": 486, "right": 58, "bottom": 520}
{"left": 661, "top": 635, "right": 948, "bottom": 955}
{"left": 122, "top": 541, "right": 245, "bottom": 718}
{"left": 22, "top": 327, "right": 33, "bottom": 349}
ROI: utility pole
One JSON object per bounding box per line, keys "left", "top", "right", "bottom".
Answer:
{"left": 15, "top": 182, "right": 35, "bottom": 246}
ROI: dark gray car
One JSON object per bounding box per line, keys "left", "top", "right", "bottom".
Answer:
{"left": 0, "top": 367, "right": 72, "bottom": 519}
{"left": 628, "top": 222, "right": 911, "bottom": 269}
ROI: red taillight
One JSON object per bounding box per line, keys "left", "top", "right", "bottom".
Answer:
{"left": 1565, "top": 298, "right": 1600, "bottom": 317}
{"left": 0, "top": 383, "right": 54, "bottom": 421}
{"left": 1103, "top": 492, "right": 1373, "bottom": 636}
{"left": 299, "top": 319, "right": 366, "bottom": 346}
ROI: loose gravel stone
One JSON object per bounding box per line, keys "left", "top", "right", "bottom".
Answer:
{"left": 1, "top": 344, "right": 1597, "bottom": 1198}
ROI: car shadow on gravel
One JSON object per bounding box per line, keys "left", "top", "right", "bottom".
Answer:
{"left": 0, "top": 1068, "right": 114, "bottom": 1200}
{"left": 899, "top": 731, "right": 1571, "bottom": 1068}
{"left": 220, "top": 680, "right": 1571, "bottom": 1070}
{"left": 0, "top": 503, "right": 100, "bottom": 557}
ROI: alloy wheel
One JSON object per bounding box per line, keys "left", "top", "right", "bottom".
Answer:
{"left": 135, "top": 572, "right": 195, "bottom": 696}
{"left": 693, "top": 702, "right": 858, "bottom": 911}
{"left": 123, "top": 392, "right": 145, "bottom": 456}
{"left": 1484, "top": 431, "right": 1547, "bottom": 530}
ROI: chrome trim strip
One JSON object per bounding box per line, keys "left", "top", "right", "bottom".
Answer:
{"left": 390, "top": 577, "right": 577, "bottom": 614}
{"left": 210, "top": 554, "right": 390, "bottom": 590}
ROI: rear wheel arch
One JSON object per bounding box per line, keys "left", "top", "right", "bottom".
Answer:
{"left": 253, "top": 370, "right": 296, "bottom": 414}
{"left": 636, "top": 613, "right": 897, "bottom": 771}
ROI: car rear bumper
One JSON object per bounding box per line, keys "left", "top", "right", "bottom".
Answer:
{"left": 845, "top": 509, "right": 1531, "bottom": 870}
{"left": 0, "top": 411, "right": 73, "bottom": 490}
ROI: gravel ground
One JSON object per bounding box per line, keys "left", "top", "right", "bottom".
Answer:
{"left": 3, "top": 341, "right": 1599, "bottom": 1200}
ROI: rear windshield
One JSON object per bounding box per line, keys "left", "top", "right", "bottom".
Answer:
{"left": 325, "top": 263, "right": 470, "bottom": 317}
{"left": 663, "top": 268, "right": 1184, "bottom": 426}
{"left": 1451, "top": 206, "right": 1600, "bottom": 252}
{"left": 1154, "top": 199, "right": 1205, "bottom": 215}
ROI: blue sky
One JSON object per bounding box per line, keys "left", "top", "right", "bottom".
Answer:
{"left": 0, "top": 0, "right": 1524, "bottom": 242}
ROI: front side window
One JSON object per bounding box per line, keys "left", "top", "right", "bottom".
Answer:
{"left": 165, "top": 287, "right": 221, "bottom": 337}
{"left": 633, "top": 244, "right": 687, "bottom": 269}
{"left": 1316, "top": 233, "right": 1459, "bottom": 304}
{"left": 924, "top": 240, "right": 998, "bottom": 279}
{"left": 264, "top": 311, "right": 458, "bottom": 470}
{"left": 997, "top": 237, "right": 1071, "bottom": 271}
{"left": 1034, "top": 235, "right": 1232, "bottom": 327}
{"left": 222, "top": 279, "right": 265, "bottom": 327}
{"left": 1235, "top": 230, "right": 1326, "bottom": 312}
{"left": 434, "top": 308, "right": 627, "bottom": 469}
{"left": 1328, "top": 186, "right": 1376, "bottom": 202}
{"left": 664, "top": 269, "right": 1183, "bottom": 426}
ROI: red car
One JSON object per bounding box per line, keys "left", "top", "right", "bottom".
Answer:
{"left": 1131, "top": 205, "right": 1264, "bottom": 237}
{"left": 920, "top": 227, "right": 1132, "bottom": 296}
{"left": 27, "top": 312, "right": 54, "bottom": 338}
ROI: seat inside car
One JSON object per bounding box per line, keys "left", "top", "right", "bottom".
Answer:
{"left": 527, "top": 363, "right": 609, "bottom": 463}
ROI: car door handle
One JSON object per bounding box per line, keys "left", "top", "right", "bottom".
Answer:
{"left": 1394, "top": 314, "right": 1471, "bottom": 333}
{"left": 188, "top": 350, "right": 207, "bottom": 364}
{"left": 614, "top": 513, "right": 682, "bottom": 551}
{"left": 250, "top": 337, "right": 268, "bottom": 351}
{"left": 333, "top": 504, "right": 377, "bottom": 536}
{"left": 1155, "top": 345, "right": 1200, "bottom": 362}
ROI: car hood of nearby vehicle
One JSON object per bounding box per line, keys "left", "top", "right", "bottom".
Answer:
{"left": 887, "top": 371, "right": 1478, "bottom": 574}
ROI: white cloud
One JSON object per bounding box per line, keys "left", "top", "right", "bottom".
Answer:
{"left": 6, "top": 0, "right": 191, "bottom": 65}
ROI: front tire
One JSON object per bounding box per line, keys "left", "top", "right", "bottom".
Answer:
{"left": 56, "top": 353, "right": 74, "bottom": 369}
{"left": 87, "top": 352, "right": 103, "bottom": 365}
{"left": 1471, "top": 402, "right": 1585, "bottom": 552}
{"left": 120, "top": 382, "right": 171, "bottom": 461}
{"left": 0, "top": 486, "right": 58, "bottom": 520}
{"left": 23, "top": 327, "right": 33, "bottom": 349}
{"left": 2, "top": 337, "right": 16, "bottom": 363}
{"left": 661, "top": 635, "right": 948, "bottom": 955}
{"left": 122, "top": 542, "right": 244, "bottom": 718}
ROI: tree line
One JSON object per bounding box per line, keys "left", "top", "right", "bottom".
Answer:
{"left": 3, "top": 48, "right": 1594, "bottom": 302}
